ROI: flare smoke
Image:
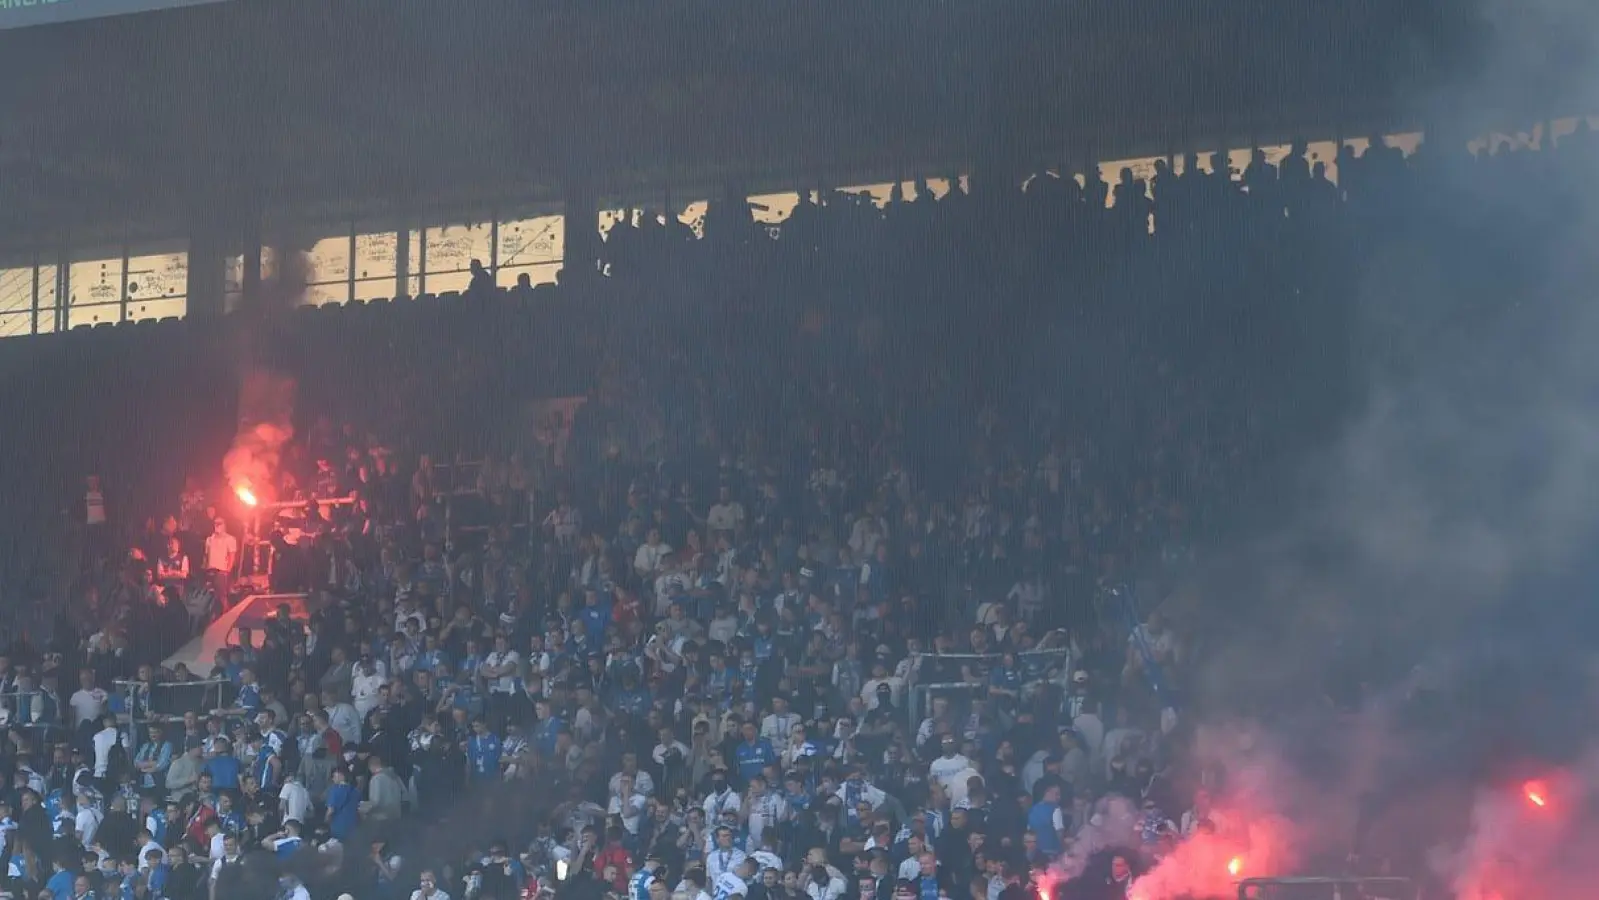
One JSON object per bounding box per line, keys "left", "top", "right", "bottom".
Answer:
{"left": 224, "top": 245, "right": 311, "bottom": 505}
{"left": 224, "top": 370, "right": 296, "bottom": 506}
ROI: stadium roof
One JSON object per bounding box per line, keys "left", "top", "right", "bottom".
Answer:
{"left": 0, "top": 0, "right": 1482, "bottom": 249}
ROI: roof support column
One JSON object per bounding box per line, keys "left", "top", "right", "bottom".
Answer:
{"left": 563, "top": 185, "right": 597, "bottom": 282}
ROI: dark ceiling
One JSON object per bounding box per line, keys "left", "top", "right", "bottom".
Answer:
{"left": 0, "top": 0, "right": 1483, "bottom": 248}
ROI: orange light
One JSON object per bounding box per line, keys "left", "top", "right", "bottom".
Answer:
{"left": 1038, "top": 889, "right": 1049, "bottom": 900}
{"left": 1524, "top": 780, "right": 1547, "bottom": 808}
{"left": 1228, "top": 857, "right": 1243, "bottom": 877}
{"left": 235, "top": 485, "right": 258, "bottom": 507}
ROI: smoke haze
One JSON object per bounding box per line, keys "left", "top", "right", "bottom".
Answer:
{"left": 223, "top": 246, "right": 311, "bottom": 502}
{"left": 1117, "top": 0, "right": 1599, "bottom": 895}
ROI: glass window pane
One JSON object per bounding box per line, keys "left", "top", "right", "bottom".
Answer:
{"left": 0, "top": 266, "right": 31, "bottom": 316}
{"left": 68, "top": 247, "right": 124, "bottom": 326}
{"left": 406, "top": 229, "right": 423, "bottom": 297}
{"left": 497, "top": 214, "right": 563, "bottom": 269}
{"left": 0, "top": 312, "right": 30, "bottom": 339}
{"left": 354, "top": 229, "right": 397, "bottom": 302}
{"left": 305, "top": 235, "right": 351, "bottom": 307}
{"left": 125, "top": 243, "right": 187, "bottom": 319}
{"left": 422, "top": 221, "right": 493, "bottom": 295}
{"left": 36, "top": 263, "right": 59, "bottom": 334}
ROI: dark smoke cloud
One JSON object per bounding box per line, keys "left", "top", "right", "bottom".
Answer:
{"left": 1126, "top": 0, "right": 1599, "bottom": 893}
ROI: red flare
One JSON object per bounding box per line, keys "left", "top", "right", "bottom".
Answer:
{"left": 235, "top": 484, "right": 258, "bottom": 507}
{"left": 1523, "top": 780, "right": 1547, "bottom": 808}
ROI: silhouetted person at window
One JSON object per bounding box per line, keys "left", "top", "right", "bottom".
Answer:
{"left": 467, "top": 259, "right": 495, "bottom": 297}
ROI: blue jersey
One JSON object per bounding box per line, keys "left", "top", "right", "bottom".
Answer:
{"left": 236, "top": 683, "right": 261, "bottom": 715}
{"left": 252, "top": 749, "right": 278, "bottom": 792}
{"left": 535, "top": 717, "right": 564, "bottom": 755}
{"left": 467, "top": 733, "right": 502, "bottom": 778}
{"left": 734, "top": 739, "right": 777, "bottom": 782}
{"left": 205, "top": 756, "right": 241, "bottom": 790}
{"left": 631, "top": 869, "right": 655, "bottom": 900}
{"left": 145, "top": 809, "right": 168, "bottom": 845}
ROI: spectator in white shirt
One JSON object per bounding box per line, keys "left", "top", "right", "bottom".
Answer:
{"left": 74, "top": 790, "right": 104, "bottom": 847}
{"left": 607, "top": 773, "right": 648, "bottom": 835}
{"left": 279, "top": 772, "right": 312, "bottom": 824}
{"left": 607, "top": 753, "right": 655, "bottom": 799}
{"left": 760, "top": 697, "right": 800, "bottom": 744}
{"left": 704, "top": 826, "right": 747, "bottom": 882}
{"left": 860, "top": 662, "right": 903, "bottom": 710}
{"left": 634, "top": 529, "right": 673, "bottom": 578}
{"left": 91, "top": 715, "right": 121, "bottom": 779}
{"left": 69, "top": 669, "right": 108, "bottom": 729}
{"left": 479, "top": 634, "right": 522, "bottom": 727}
{"left": 203, "top": 518, "right": 238, "bottom": 609}
{"left": 351, "top": 657, "right": 385, "bottom": 718}
{"left": 927, "top": 736, "right": 972, "bottom": 791}
{"left": 706, "top": 487, "right": 745, "bottom": 534}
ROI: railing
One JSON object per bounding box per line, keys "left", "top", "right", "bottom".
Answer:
{"left": 904, "top": 646, "right": 1071, "bottom": 734}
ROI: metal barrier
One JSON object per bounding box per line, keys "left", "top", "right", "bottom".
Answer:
{"left": 0, "top": 689, "right": 65, "bottom": 744}
{"left": 114, "top": 677, "right": 234, "bottom": 727}
{"left": 905, "top": 646, "right": 1071, "bottom": 735}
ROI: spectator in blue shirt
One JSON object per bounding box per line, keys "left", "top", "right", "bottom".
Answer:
{"left": 733, "top": 722, "right": 777, "bottom": 785}
{"left": 467, "top": 719, "right": 502, "bottom": 781}
{"left": 45, "top": 857, "right": 74, "bottom": 900}
{"left": 203, "top": 740, "right": 241, "bottom": 792}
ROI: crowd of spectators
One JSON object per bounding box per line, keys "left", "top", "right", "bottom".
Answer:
{"left": 0, "top": 121, "right": 1586, "bottom": 900}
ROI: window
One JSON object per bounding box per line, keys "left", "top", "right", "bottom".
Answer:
{"left": 497, "top": 213, "right": 563, "bottom": 289}
{"left": 304, "top": 235, "right": 352, "bottom": 307}
{"left": 0, "top": 264, "right": 30, "bottom": 339}
{"left": 353, "top": 227, "right": 398, "bottom": 302}
{"left": 421, "top": 221, "right": 493, "bottom": 295}
{"left": 125, "top": 242, "right": 188, "bottom": 322}
{"left": 405, "top": 228, "right": 423, "bottom": 298}
{"left": 0, "top": 265, "right": 30, "bottom": 316}
{"left": 36, "top": 263, "right": 59, "bottom": 334}
{"left": 67, "top": 247, "right": 124, "bottom": 327}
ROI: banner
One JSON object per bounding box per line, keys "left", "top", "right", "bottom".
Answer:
{"left": 0, "top": 0, "right": 230, "bottom": 30}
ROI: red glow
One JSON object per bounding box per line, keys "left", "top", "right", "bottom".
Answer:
{"left": 1227, "top": 857, "right": 1243, "bottom": 877}
{"left": 235, "top": 484, "right": 258, "bottom": 507}
{"left": 1524, "top": 780, "right": 1548, "bottom": 808}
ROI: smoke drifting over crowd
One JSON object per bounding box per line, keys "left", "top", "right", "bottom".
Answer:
{"left": 1084, "top": 0, "right": 1599, "bottom": 896}
{"left": 224, "top": 246, "right": 312, "bottom": 507}
{"left": 223, "top": 369, "right": 295, "bottom": 507}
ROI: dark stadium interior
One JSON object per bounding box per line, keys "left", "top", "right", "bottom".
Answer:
{"left": 0, "top": 2, "right": 1597, "bottom": 900}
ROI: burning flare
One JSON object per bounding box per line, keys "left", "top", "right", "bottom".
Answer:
{"left": 235, "top": 484, "right": 259, "bottom": 507}
{"left": 1227, "top": 857, "right": 1243, "bottom": 877}
{"left": 1523, "top": 780, "right": 1547, "bottom": 809}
